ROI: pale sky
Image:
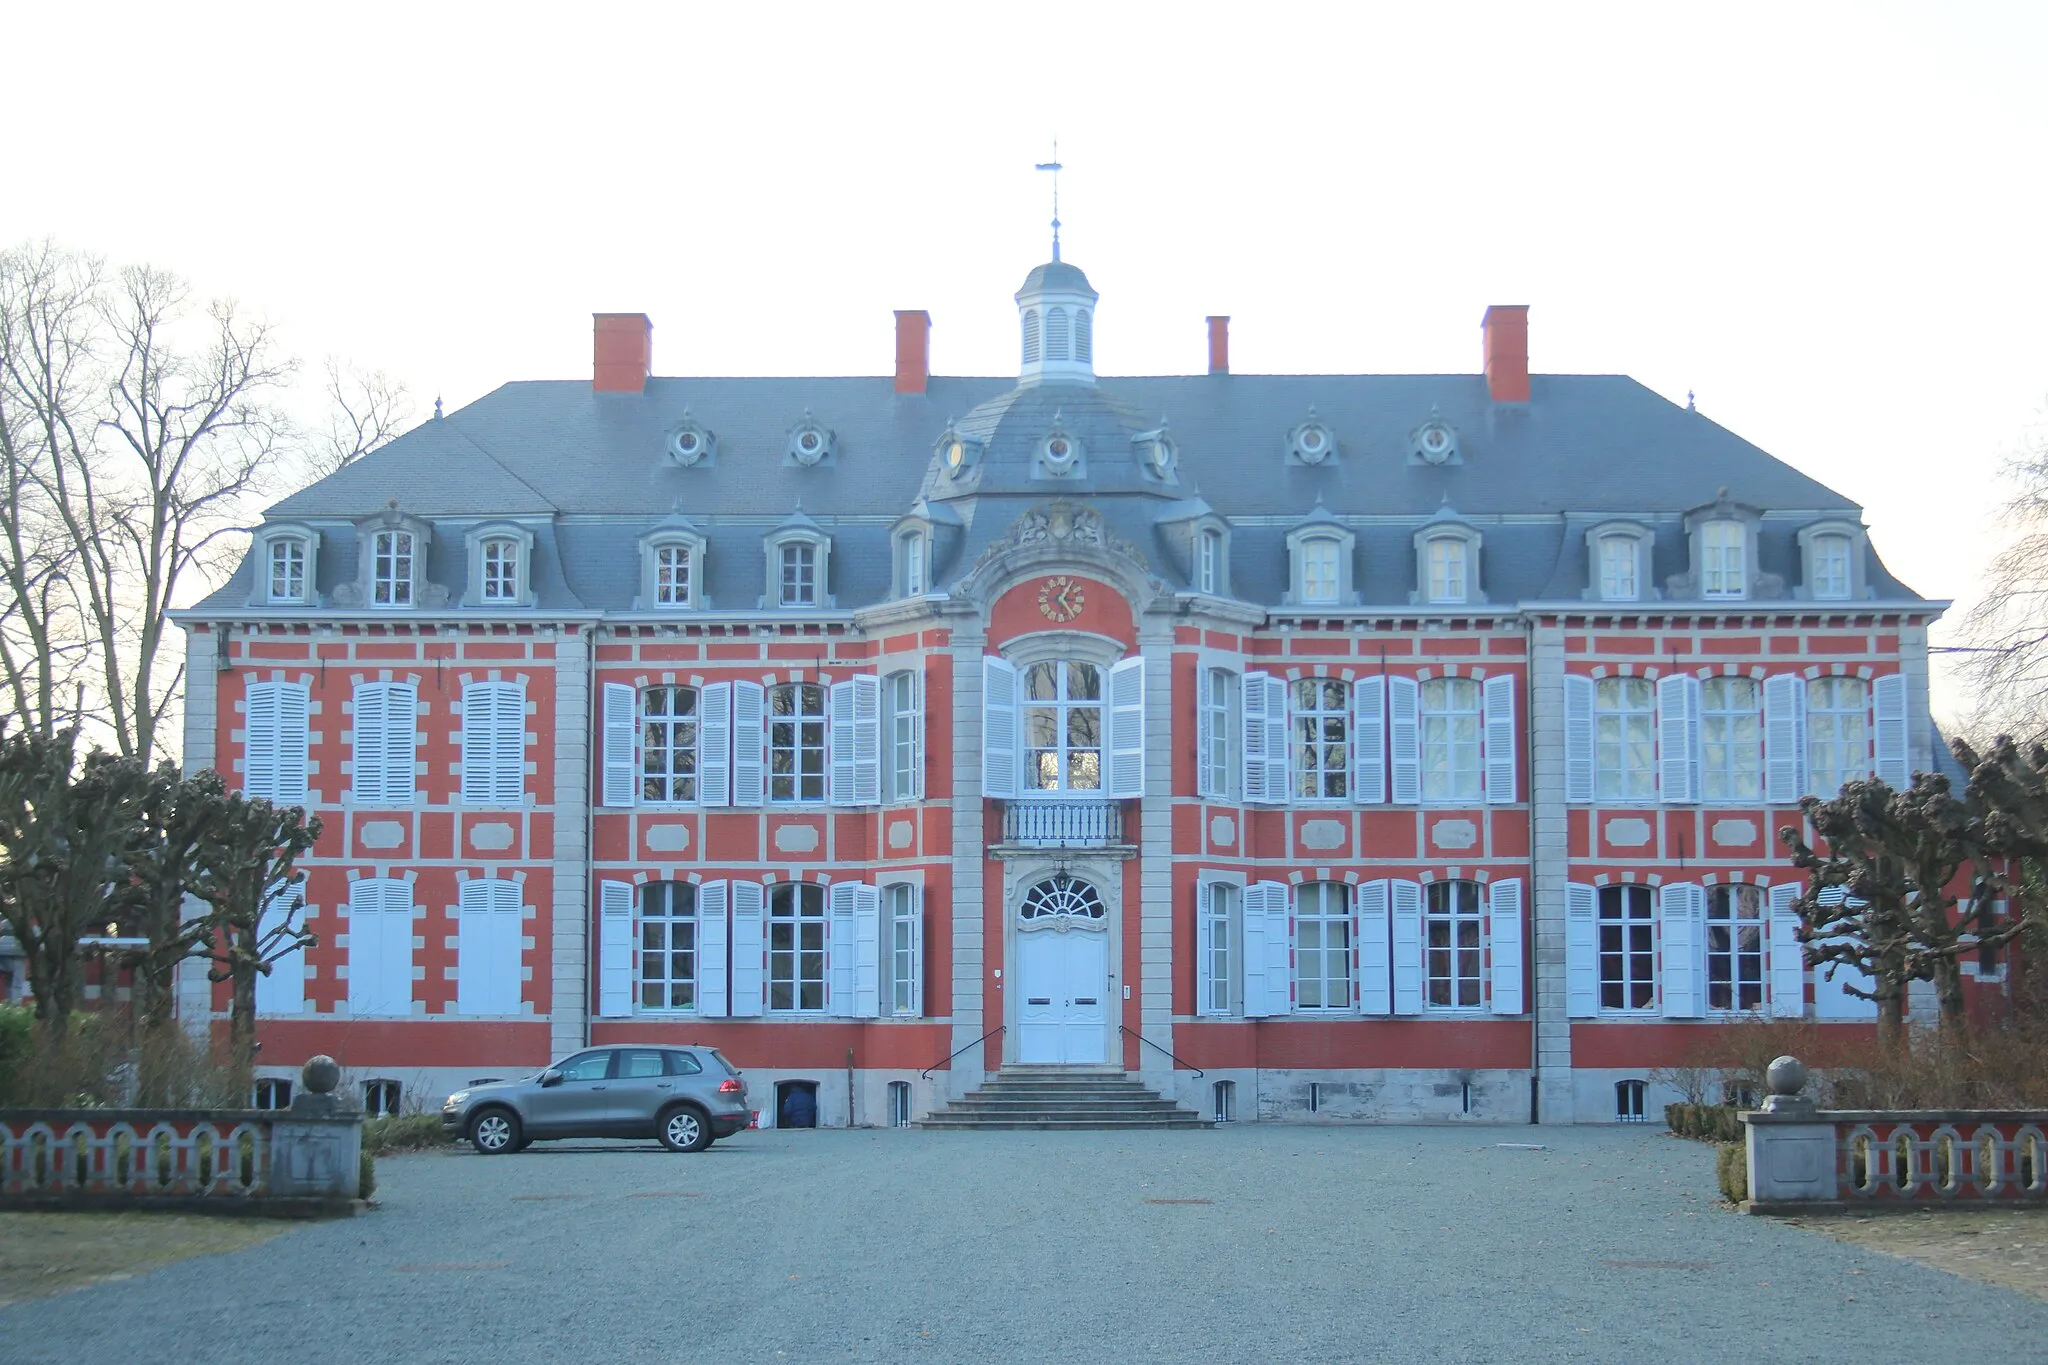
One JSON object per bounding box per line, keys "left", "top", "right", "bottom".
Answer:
{"left": 11, "top": 2, "right": 2045, "bottom": 724}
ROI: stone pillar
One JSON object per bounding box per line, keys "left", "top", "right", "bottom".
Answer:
{"left": 1741, "top": 1056, "right": 1842, "bottom": 1212}
{"left": 550, "top": 628, "right": 593, "bottom": 1061}
{"left": 270, "top": 1056, "right": 366, "bottom": 1205}
{"left": 1526, "top": 620, "right": 1574, "bottom": 1122}
{"left": 1135, "top": 620, "right": 1176, "bottom": 1090}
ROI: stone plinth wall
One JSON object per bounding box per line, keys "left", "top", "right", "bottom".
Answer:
{"left": 1744, "top": 1108, "right": 2048, "bottom": 1213}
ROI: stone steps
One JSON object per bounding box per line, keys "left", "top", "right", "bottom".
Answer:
{"left": 916, "top": 1069, "right": 1212, "bottom": 1131}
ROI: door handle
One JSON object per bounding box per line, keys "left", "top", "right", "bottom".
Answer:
{"left": 591, "top": 1085, "right": 608, "bottom": 1091}
{"left": 1074, "top": 998, "right": 1098, "bottom": 1006}
{"left": 656, "top": 1082, "right": 673, "bottom": 1090}
{"left": 1027, "top": 997, "right": 1051, "bottom": 1005}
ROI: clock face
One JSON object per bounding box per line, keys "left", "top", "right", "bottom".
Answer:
{"left": 1037, "top": 575, "right": 1085, "bottom": 623}
{"left": 947, "top": 440, "right": 966, "bottom": 470}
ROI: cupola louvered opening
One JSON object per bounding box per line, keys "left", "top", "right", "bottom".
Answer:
{"left": 1074, "top": 308, "right": 1092, "bottom": 362}
{"left": 1045, "top": 306, "right": 1070, "bottom": 361}
{"left": 1022, "top": 309, "right": 1041, "bottom": 364}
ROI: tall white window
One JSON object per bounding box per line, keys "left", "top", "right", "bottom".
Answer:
{"left": 655, "top": 543, "right": 693, "bottom": 607}
{"left": 1701, "top": 522, "right": 1746, "bottom": 599}
{"left": 641, "top": 685, "right": 699, "bottom": 803}
{"left": 269, "top": 538, "right": 308, "bottom": 603}
{"left": 1299, "top": 539, "right": 1340, "bottom": 605}
{"left": 1022, "top": 661, "right": 1103, "bottom": 793}
{"left": 1295, "top": 882, "right": 1352, "bottom": 1010}
{"left": 1598, "top": 535, "right": 1638, "bottom": 601}
{"left": 768, "top": 882, "right": 826, "bottom": 1012}
{"left": 1594, "top": 677, "right": 1656, "bottom": 801}
{"left": 372, "top": 530, "right": 415, "bottom": 607}
{"left": 1420, "top": 677, "right": 1482, "bottom": 803}
{"left": 243, "top": 680, "right": 310, "bottom": 803}
{"left": 885, "top": 670, "right": 920, "bottom": 801}
{"left": 639, "top": 881, "right": 697, "bottom": 1011}
{"left": 1707, "top": 884, "right": 1765, "bottom": 1011}
{"left": 899, "top": 532, "right": 926, "bottom": 596}
{"left": 1598, "top": 885, "right": 1655, "bottom": 1012}
{"left": 1810, "top": 534, "right": 1851, "bottom": 599}
{"left": 461, "top": 680, "right": 526, "bottom": 804}
{"left": 1806, "top": 677, "right": 1869, "bottom": 796}
{"left": 1426, "top": 538, "right": 1468, "bottom": 604}
{"left": 1195, "top": 529, "right": 1223, "bottom": 595}
{"left": 1425, "top": 880, "right": 1485, "bottom": 1009}
{"left": 1291, "top": 678, "right": 1350, "bottom": 800}
{"left": 779, "top": 541, "right": 818, "bottom": 607}
{"left": 768, "top": 683, "right": 827, "bottom": 803}
{"left": 1701, "top": 677, "right": 1762, "bottom": 802}
{"left": 1201, "top": 882, "right": 1235, "bottom": 1015}
{"left": 887, "top": 883, "right": 920, "bottom": 1016}
{"left": 480, "top": 538, "right": 519, "bottom": 602}
{"left": 1202, "top": 668, "right": 1233, "bottom": 798}
{"left": 351, "top": 681, "right": 418, "bottom": 804}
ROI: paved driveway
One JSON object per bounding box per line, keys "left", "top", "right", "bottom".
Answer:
{"left": 3, "top": 1125, "right": 2043, "bottom": 1363}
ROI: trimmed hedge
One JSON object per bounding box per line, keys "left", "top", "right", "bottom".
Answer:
{"left": 1715, "top": 1142, "right": 1748, "bottom": 1203}
{"left": 363, "top": 1112, "right": 453, "bottom": 1155}
{"left": 1666, "top": 1102, "right": 1745, "bottom": 1143}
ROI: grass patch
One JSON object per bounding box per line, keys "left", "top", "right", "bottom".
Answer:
{"left": 363, "top": 1113, "right": 452, "bottom": 1156}
{"left": 1792, "top": 1208, "right": 2048, "bottom": 1302}
{"left": 0, "top": 1212, "right": 289, "bottom": 1308}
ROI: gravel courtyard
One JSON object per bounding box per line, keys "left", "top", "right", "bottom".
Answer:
{"left": 2, "top": 1124, "right": 2043, "bottom": 1364}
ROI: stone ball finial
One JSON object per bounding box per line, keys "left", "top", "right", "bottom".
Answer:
{"left": 302, "top": 1055, "right": 342, "bottom": 1095}
{"left": 1766, "top": 1055, "right": 1807, "bottom": 1098}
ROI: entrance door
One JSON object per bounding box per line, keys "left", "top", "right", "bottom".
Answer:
{"left": 1015, "top": 931, "right": 1108, "bottom": 1064}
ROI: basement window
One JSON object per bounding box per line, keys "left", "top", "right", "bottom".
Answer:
{"left": 364, "top": 1079, "right": 403, "bottom": 1117}
{"left": 253, "top": 1078, "right": 293, "bottom": 1110}
{"left": 1615, "top": 1079, "right": 1646, "bottom": 1122}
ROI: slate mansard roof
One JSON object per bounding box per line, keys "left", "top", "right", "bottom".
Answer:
{"left": 201, "top": 286, "right": 1922, "bottom": 617}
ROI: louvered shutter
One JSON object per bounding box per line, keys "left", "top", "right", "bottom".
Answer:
{"left": 386, "top": 881, "right": 417, "bottom": 1016}
{"left": 1488, "top": 878, "right": 1525, "bottom": 1014}
{"left": 458, "top": 878, "right": 523, "bottom": 1015}
{"left": 1763, "top": 674, "right": 1807, "bottom": 805}
{"left": 729, "top": 880, "right": 764, "bottom": 1017}
{"left": 1389, "top": 677, "right": 1421, "bottom": 805}
{"left": 1565, "top": 883, "right": 1599, "bottom": 1017}
{"left": 1107, "top": 656, "right": 1145, "bottom": 799}
{"left": 1874, "top": 673, "right": 1909, "bottom": 787}
{"left": 1242, "top": 671, "right": 1272, "bottom": 804}
{"left": 346, "top": 880, "right": 383, "bottom": 1016}
{"left": 1657, "top": 674, "right": 1699, "bottom": 804}
{"left": 1391, "top": 880, "right": 1424, "bottom": 1014}
{"left": 1353, "top": 677, "right": 1386, "bottom": 805}
{"left": 1767, "top": 881, "right": 1805, "bottom": 1018}
{"left": 381, "top": 685, "right": 417, "bottom": 803}
{"left": 697, "top": 881, "right": 730, "bottom": 1017}
{"left": 598, "top": 880, "right": 635, "bottom": 1017}
{"left": 351, "top": 684, "right": 388, "bottom": 803}
{"left": 1240, "top": 881, "right": 1294, "bottom": 1017}
{"left": 907, "top": 670, "right": 926, "bottom": 801}
{"left": 1564, "top": 675, "right": 1595, "bottom": 804}
{"left": 254, "top": 890, "right": 305, "bottom": 1015}
{"left": 243, "top": 682, "right": 280, "bottom": 799}
{"left": 829, "top": 680, "right": 858, "bottom": 806}
{"left": 982, "top": 656, "right": 1018, "bottom": 798}
{"left": 697, "top": 682, "right": 732, "bottom": 807}
{"left": 1483, "top": 674, "right": 1516, "bottom": 805}
{"left": 463, "top": 682, "right": 525, "bottom": 805}
{"left": 828, "top": 881, "right": 860, "bottom": 1014}
{"left": 602, "top": 683, "right": 637, "bottom": 807}
{"left": 853, "top": 883, "right": 882, "bottom": 1018}
{"left": 1357, "top": 880, "right": 1392, "bottom": 1016}
{"left": 1660, "top": 883, "right": 1705, "bottom": 1019}
{"left": 731, "top": 682, "right": 765, "bottom": 806}
{"left": 274, "top": 683, "right": 310, "bottom": 803}
{"left": 852, "top": 674, "right": 881, "bottom": 806}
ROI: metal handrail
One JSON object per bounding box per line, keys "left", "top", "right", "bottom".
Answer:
{"left": 1119, "top": 1024, "right": 1204, "bottom": 1078}
{"left": 921, "top": 1025, "right": 1005, "bottom": 1081}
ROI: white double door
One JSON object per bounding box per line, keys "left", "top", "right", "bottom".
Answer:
{"left": 1015, "top": 929, "right": 1109, "bottom": 1064}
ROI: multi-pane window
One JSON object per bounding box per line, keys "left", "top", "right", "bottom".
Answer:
{"left": 1196, "top": 529, "right": 1223, "bottom": 595}
{"left": 1420, "top": 678, "right": 1482, "bottom": 803}
{"left": 1806, "top": 677, "right": 1869, "bottom": 796}
{"left": 1701, "top": 677, "right": 1762, "bottom": 802}
{"left": 639, "top": 881, "right": 697, "bottom": 1011}
{"left": 885, "top": 670, "right": 919, "bottom": 801}
{"left": 1290, "top": 678, "right": 1349, "bottom": 800}
{"left": 1426, "top": 538, "right": 1468, "bottom": 603}
{"left": 899, "top": 533, "right": 926, "bottom": 596}
{"left": 1598, "top": 885, "right": 1656, "bottom": 1012}
{"left": 1202, "top": 668, "right": 1232, "bottom": 797}
{"left": 1201, "top": 882, "right": 1235, "bottom": 1015}
{"left": 1299, "top": 539, "right": 1340, "bottom": 605}
{"left": 768, "top": 683, "right": 827, "bottom": 803}
{"left": 1425, "top": 880, "right": 1485, "bottom": 1008}
{"left": 372, "top": 530, "right": 414, "bottom": 607}
{"left": 1594, "top": 678, "right": 1656, "bottom": 801}
{"left": 1701, "top": 521, "right": 1746, "bottom": 599}
{"left": 1810, "top": 534, "right": 1851, "bottom": 599}
{"left": 269, "top": 538, "right": 308, "bottom": 602}
{"left": 887, "top": 882, "right": 919, "bottom": 1016}
{"left": 641, "top": 686, "right": 699, "bottom": 803}
{"left": 655, "top": 543, "right": 693, "bottom": 607}
{"left": 779, "top": 541, "right": 818, "bottom": 607}
{"left": 1295, "top": 882, "right": 1351, "bottom": 1011}
{"left": 1022, "top": 661, "right": 1102, "bottom": 792}
{"left": 1599, "top": 536, "right": 1638, "bottom": 601}
{"left": 767, "top": 882, "right": 826, "bottom": 1012}
{"left": 480, "top": 538, "right": 519, "bottom": 602}
{"left": 1706, "top": 884, "right": 1765, "bottom": 1011}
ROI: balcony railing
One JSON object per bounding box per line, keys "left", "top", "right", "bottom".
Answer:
{"left": 1001, "top": 799, "right": 1124, "bottom": 848}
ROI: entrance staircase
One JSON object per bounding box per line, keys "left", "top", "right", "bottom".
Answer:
{"left": 917, "top": 1068, "right": 1211, "bottom": 1131}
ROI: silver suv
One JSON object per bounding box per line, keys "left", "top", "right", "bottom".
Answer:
{"left": 441, "top": 1045, "right": 750, "bottom": 1154}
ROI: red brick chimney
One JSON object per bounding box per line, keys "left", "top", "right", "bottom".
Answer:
{"left": 1207, "top": 316, "right": 1230, "bottom": 375}
{"left": 593, "top": 313, "right": 652, "bottom": 393}
{"left": 1482, "top": 305, "right": 1530, "bottom": 403}
{"left": 894, "top": 310, "right": 931, "bottom": 395}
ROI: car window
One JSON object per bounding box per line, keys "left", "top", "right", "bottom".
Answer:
{"left": 556, "top": 1050, "right": 613, "bottom": 1082}
{"left": 707, "top": 1049, "right": 740, "bottom": 1077}
{"left": 666, "top": 1051, "right": 704, "bottom": 1076}
{"left": 618, "top": 1049, "right": 666, "bottom": 1079}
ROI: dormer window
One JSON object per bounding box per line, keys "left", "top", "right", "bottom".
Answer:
{"left": 1196, "top": 528, "right": 1225, "bottom": 595}
{"left": 372, "top": 530, "right": 415, "bottom": 607}
{"left": 1413, "top": 520, "right": 1483, "bottom": 606}
{"left": 1599, "top": 535, "right": 1639, "bottom": 600}
{"left": 480, "top": 538, "right": 520, "bottom": 602}
{"left": 897, "top": 529, "right": 927, "bottom": 597}
{"left": 1809, "top": 534, "right": 1850, "bottom": 599}
{"left": 268, "top": 536, "right": 310, "bottom": 604}
{"left": 657, "top": 543, "right": 694, "bottom": 606}
{"left": 763, "top": 517, "right": 831, "bottom": 611}
{"left": 1701, "top": 521, "right": 1746, "bottom": 599}
{"left": 1299, "top": 538, "right": 1341, "bottom": 605}
{"left": 780, "top": 542, "right": 817, "bottom": 606}
{"left": 1426, "top": 538, "right": 1468, "bottom": 603}
{"left": 636, "top": 517, "right": 707, "bottom": 612}
{"left": 462, "top": 523, "right": 536, "bottom": 608}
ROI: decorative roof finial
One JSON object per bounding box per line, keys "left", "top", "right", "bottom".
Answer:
{"left": 1034, "top": 140, "right": 1063, "bottom": 261}
{"left": 433, "top": 395, "right": 443, "bottom": 420}
{"left": 1687, "top": 389, "right": 1696, "bottom": 411}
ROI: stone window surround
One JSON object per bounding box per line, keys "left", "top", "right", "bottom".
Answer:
{"left": 636, "top": 526, "right": 708, "bottom": 611}
{"left": 1284, "top": 520, "right": 1356, "bottom": 607}
{"left": 252, "top": 522, "right": 319, "bottom": 606}
{"left": 762, "top": 526, "right": 833, "bottom": 609}
{"left": 1411, "top": 522, "right": 1484, "bottom": 606}
{"left": 337, "top": 507, "right": 440, "bottom": 610}
{"left": 1581, "top": 520, "right": 1658, "bottom": 603}
{"left": 890, "top": 518, "right": 931, "bottom": 599}
{"left": 1667, "top": 498, "right": 1784, "bottom": 602}
{"left": 462, "top": 521, "right": 536, "bottom": 608}
{"left": 1794, "top": 518, "right": 1870, "bottom": 602}
{"left": 1191, "top": 517, "right": 1231, "bottom": 597}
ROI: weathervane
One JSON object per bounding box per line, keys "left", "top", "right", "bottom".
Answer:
{"left": 1034, "top": 140, "right": 1063, "bottom": 261}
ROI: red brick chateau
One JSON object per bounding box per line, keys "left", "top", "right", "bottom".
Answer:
{"left": 175, "top": 251, "right": 1954, "bottom": 1125}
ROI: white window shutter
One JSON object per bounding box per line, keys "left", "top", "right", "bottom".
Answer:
{"left": 731, "top": 682, "right": 766, "bottom": 806}
{"left": 494, "top": 686, "right": 526, "bottom": 803}
{"left": 983, "top": 656, "right": 1019, "bottom": 798}
{"left": 853, "top": 673, "right": 881, "bottom": 806}
{"left": 351, "top": 684, "right": 387, "bottom": 803}
{"left": 828, "top": 880, "right": 859, "bottom": 1013}
{"left": 829, "top": 679, "right": 858, "bottom": 806}
{"left": 1768, "top": 882, "right": 1805, "bottom": 1018}
{"left": 1195, "top": 883, "right": 1223, "bottom": 1016}
{"left": 1565, "top": 884, "right": 1598, "bottom": 1018}
{"left": 374, "top": 880, "right": 414, "bottom": 1016}
{"left": 244, "top": 682, "right": 280, "bottom": 799}
{"left": 1240, "top": 881, "right": 1294, "bottom": 1017}
{"left": 729, "top": 880, "right": 764, "bottom": 1016}
{"left": 275, "top": 683, "right": 310, "bottom": 803}
{"left": 382, "top": 685, "right": 417, "bottom": 803}
{"left": 346, "top": 880, "right": 381, "bottom": 1015}
{"left": 1488, "top": 878, "right": 1525, "bottom": 1014}
{"left": 1357, "top": 880, "right": 1392, "bottom": 1016}
{"left": 1259, "top": 675, "right": 1288, "bottom": 802}
{"left": 1389, "top": 677, "right": 1421, "bottom": 805}
{"left": 464, "top": 682, "right": 525, "bottom": 805}
{"left": 698, "top": 681, "right": 732, "bottom": 807}
{"left": 1564, "top": 675, "right": 1595, "bottom": 804}
{"left": 908, "top": 670, "right": 926, "bottom": 801}
{"left": 1391, "top": 879, "right": 1424, "bottom": 1014}
{"left": 1353, "top": 677, "right": 1386, "bottom": 804}
{"left": 697, "top": 881, "right": 730, "bottom": 1017}
{"left": 602, "top": 683, "right": 637, "bottom": 807}
{"left": 1108, "top": 656, "right": 1145, "bottom": 799}
{"left": 853, "top": 883, "right": 881, "bottom": 1018}
{"left": 1196, "top": 670, "right": 1218, "bottom": 800}
{"left": 1660, "top": 883, "right": 1705, "bottom": 1018}
{"left": 1657, "top": 674, "right": 1699, "bottom": 804}
{"left": 1483, "top": 674, "right": 1516, "bottom": 805}
{"left": 1242, "top": 671, "right": 1272, "bottom": 804}
{"left": 254, "top": 890, "right": 305, "bottom": 1015}
{"left": 902, "top": 884, "right": 924, "bottom": 1017}
{"left": 1874, "top": 673, "right": 1909, "bottom": 787}
{"left": 1764, "top": 674, "right": 1807, "bottom": 805}
{"left": 458, "top": 878, "right": 522, "bottom": 1015}
{"left": 598, "top": 880, "right": 635, "bottom": 1017}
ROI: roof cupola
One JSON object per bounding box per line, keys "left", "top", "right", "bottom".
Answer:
{"left": 1015, "top": 259, "right": 1098, "bottom": 388}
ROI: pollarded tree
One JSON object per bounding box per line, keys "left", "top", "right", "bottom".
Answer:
{"left": 185, "top": 792, "right": 320, "bottom": 1071}
{"left": 120, "top": 764, "right": 232, "bottom": 1034}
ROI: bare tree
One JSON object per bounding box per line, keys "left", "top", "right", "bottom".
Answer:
{"left": 1964, "top": 416, "right": 2048, "bottom": 740}
{"left": 304, "top": 357, "right": 411, "bottom": 480}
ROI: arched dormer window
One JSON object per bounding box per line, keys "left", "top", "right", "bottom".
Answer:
{"left": 895, "top": 526, "right": 928, "bottom": 598}
{"left": 1074, "top": 309, "right": 1093, "bottom": 363}
{"left": 254, "top": 524, "right": 318, "bottom": 606}
{"left": 1045, "top": 307, "right": 1071, "bottom": 362}
{"left": 1672, "top": 494, "right": 1774, "bottom": 602}
{"left": 1581, "top": 522, "right": 1656, "bottom": 603}
{"left": 1195, "top": 526, "right": 1227, "bottom": 596}
{"left": 1285, "top": 513, "right": 1355, "bottom": 608}
{"left": 1796, "top": 519, "right": 1869, "bottom": 601}
{"left": 464, "top": 522, "right": 537, "bottom": 608}
{"left": 335, "top": 506, "right": 437, "bottom": 610}
{"left": 372, "top": 529, "right": 416, "bottom": 607}
{"left": 636, "top": 517, "right": 708, "bottom": 611}
{"left": 1700, "top": 521, "right": 1745, "bottom": 599}
{"left": 764, "top": 514, "right": 832, "bottom": 610}
{"left": 1411, "top": 518, "right": 1483, "bottom": 607}
{"left": 1022, "top": 309, "right": 1042, "bottom": 365}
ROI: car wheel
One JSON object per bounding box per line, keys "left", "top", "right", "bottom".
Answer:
{"left": 658, "top": 1105, "right": 711, "bottom": 1153}
{"left": 470, "top": 1107, "right": 522, "bottom": 1155}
